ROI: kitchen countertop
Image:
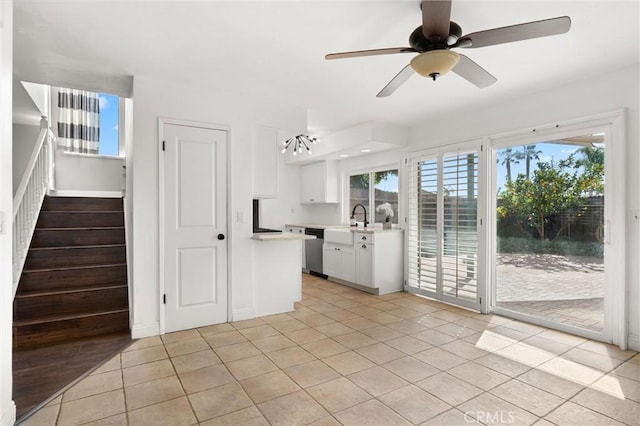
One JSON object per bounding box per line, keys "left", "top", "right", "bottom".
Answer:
{"left": 252, "top": 233, "right": 316, "bottom": 241}
{"left": 285, "top": 224, "right": 350, "bottom": 229}
{"left": 349, "top": 227, "right": 403, "bottom": 234}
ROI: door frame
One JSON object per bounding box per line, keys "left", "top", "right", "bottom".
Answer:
{"left": 486, "top": 109, "right": 627, "bottom": 348}
{"left": 158, "top": 117, "right": 232, "bottom": 335}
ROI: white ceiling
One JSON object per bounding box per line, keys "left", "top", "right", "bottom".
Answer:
{"left": 14, "top": 1, "right": 639, "bottom": 135}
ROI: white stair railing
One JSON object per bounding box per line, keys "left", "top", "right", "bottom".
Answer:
{"left": 12, "top": 119, "right": 53, "bottom": 297}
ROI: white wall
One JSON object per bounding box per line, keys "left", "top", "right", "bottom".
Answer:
{"left": 53, "top": 150, "right": 124, "bottom": 193}
{"left": 130, "top": 76, "right": 307, "bottom": 336}
{"left": 12, "top": 123, "right": 40, "bottom": 194}
{"left": 0, "top": 1, "right": 15, "bottom": 424}
{"left": 21, "top": 81, "right": 49, "bottom": 118}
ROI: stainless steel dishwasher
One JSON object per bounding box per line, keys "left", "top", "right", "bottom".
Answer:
{"left": 304, "top": 228, "right": 326, "bottom": 278}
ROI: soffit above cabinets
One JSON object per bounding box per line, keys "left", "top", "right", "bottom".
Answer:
{"left": 285, "top": 121, "right": 408, "bottom": 165}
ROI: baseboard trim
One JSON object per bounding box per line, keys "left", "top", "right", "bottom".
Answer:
{"left": 628, "top": 333, "right": 640, "bottom": 352}
{"left": 232, "top": 307, "right": 255, "bottom": 322}
{"left": 1, "top": 400, "right": 16, "bottom": 426}
{"left": 131, "top": 322, "right": 160, "bottom": 339}
{"left": 48, "top": 189, "right": 124, "bottom": 198}
{"left": 326, "top": 276, "right": 379, "bottom": 295}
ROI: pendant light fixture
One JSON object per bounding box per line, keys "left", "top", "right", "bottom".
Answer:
{"left": 281, "top": 134, "right": 318, "bottom": 156}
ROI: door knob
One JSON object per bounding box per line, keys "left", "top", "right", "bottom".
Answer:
{"left": 217, "top": 233, "right": 225, "bottom": 240}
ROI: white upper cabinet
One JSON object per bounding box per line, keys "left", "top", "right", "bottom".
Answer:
{"left": 300, "top": 160, "right": 339, "bottom": 204}
{"left": 252, "top": 125, "right": 278, "bottom": 199}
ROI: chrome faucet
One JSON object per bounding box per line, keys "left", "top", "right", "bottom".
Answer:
{"left": 351, "top": 203, "right": 369, "bottom": 228}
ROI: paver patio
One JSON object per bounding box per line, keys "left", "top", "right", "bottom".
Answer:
{"left": 496, "top": 253, "right": 604, "bottom": 332}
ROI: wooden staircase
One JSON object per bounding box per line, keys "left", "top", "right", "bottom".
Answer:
{"left": 13, "top": 196, "right": 130, "bottom": 349}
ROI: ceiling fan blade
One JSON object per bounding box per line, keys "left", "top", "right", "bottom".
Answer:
{"left": 421, "top": 0, "right": 452, "bottom": 39}
{"left": 459, "top": 16, "right": 571, "bottom": 49}
{"left": 452, "top": 54, "right": 497, "bottom": 88}
{"left": 325, "top": 47, "right": 415, "bottom": 60}
{"left": 377, "top": 65, "right": 415, "bottom": 98}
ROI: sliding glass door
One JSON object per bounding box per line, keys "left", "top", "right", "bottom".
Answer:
{"left": 488, "top": 110, "right": 628, "bottom": 347}
{"left": 407, "top": 143, "right": 483, "bottom": 311}
{"left": 492, "top": 134, "right": 608, "bottom": 337}
{"left": 405, "top": 112, "right": 625, "bottom": 345}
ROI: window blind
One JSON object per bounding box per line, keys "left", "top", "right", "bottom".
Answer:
{"left": 408, "top": 149, "right": 479, "bottom": 306}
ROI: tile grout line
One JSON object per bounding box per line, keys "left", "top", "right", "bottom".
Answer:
{"left": 164, "top": 336, "right": 199, "bottom": 425}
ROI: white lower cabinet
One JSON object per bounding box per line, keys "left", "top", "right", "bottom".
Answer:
{"left": 355, "top": 242, "right": 373, "bottom": 287}
{"left": 355, "top": 230, "right": 404, "bottom": 294}
{"left": 323, "top": 243, "right": 355, "bottom": 282}
{"left": 285, "top": 226, "right": 306, "bottom": 269}
{"left": 324, "top": 230, "right": 403, "bottom": 294}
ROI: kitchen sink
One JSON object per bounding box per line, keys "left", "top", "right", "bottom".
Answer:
{"left": 324, "top": 228, "right": 353, "bottom": 245}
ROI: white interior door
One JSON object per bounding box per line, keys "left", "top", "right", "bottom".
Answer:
{"left": 162, "top": 123, "right": 227, "bottom": 333}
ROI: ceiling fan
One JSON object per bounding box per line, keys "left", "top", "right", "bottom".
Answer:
{"left": 325, "top": 0, "right": 571, "bottom": 97}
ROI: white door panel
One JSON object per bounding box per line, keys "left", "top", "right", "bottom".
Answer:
{"left": 178, "top": 247, "right": 217, "bottom": 306}
{"left": 163, "top": 123, "right": 227, "bottom": 332}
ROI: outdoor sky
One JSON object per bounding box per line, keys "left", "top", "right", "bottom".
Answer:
{"left": 496, "top": 141, "right": 591, "bottom": 192}
{"left": 97, "top": 93, "right": 119, "bottom": 156}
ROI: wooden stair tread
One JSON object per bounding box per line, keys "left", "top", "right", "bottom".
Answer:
{"left": 14, "top": 309, "right": 130, "bottom": 327}
{"left": 21, "top": 263, "right": 127, "bottom": 274}
{"left": 16, "top": 284, "right": 128, "bottom": 298}
{"left": 28, "top": 244, "right": 125, "bottom": 251}
{"left": 38, "top": 210, "right": 123, "bottom": 213}
{"left": 15, "top": 195, "right": 130, "bottom": 359}
{"left": 34, "top": 226, "right": 125, "bottom": 231}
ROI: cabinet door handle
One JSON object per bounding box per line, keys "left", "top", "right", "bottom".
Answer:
{"left": 361, "top": 244, "right": 367, "bottom": 249}
{"left": 361, "top": 236, "right": 367, "bottom": 241}
{"left": 309, "top": 198, "right": 315, "bottom": 202}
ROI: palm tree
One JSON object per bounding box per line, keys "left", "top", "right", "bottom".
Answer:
{"left": 576, "top": 145, "right": 604, "bottom": 169}
{"left": 576, "top": 145, "right": 605, "bottom": 195}
{"left": 522, "top": 144, "right": 542, "bottom": 179}
{"left": 499, "top": 148, "right": 523, "bottom": 182}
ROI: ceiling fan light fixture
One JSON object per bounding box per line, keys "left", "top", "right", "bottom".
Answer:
{"left": 410, "top": 50, "right": 460, "bottom": 79}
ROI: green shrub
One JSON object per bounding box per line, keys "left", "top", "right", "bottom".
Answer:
{"left": 497, "top": 236, "right": 603, "bottom": 257}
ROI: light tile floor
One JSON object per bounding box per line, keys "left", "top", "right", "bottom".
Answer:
{"left": 23, "top": 274, "right": 639, "bottom": 426}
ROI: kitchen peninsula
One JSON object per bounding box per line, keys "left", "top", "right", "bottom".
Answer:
{"left": 251, "top": 232, "right": 315, "bottom": 317}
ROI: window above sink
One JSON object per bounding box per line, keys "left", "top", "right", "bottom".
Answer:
{"left": 348, "top": 167, "right": 399, "bottom": 226}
